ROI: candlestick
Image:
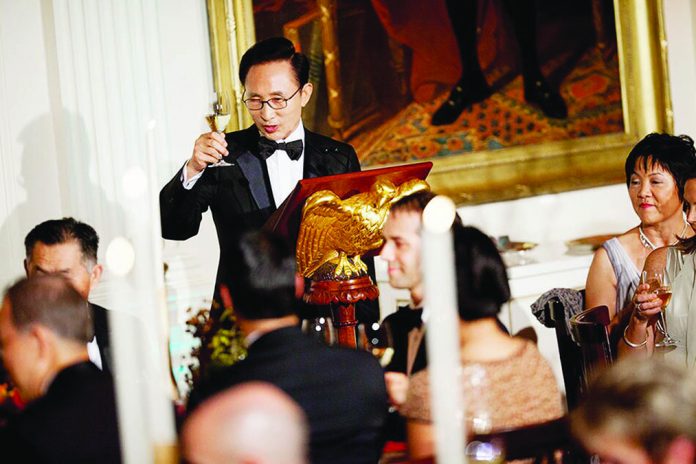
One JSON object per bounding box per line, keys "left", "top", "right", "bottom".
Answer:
{"left": 422, "top": 195, "right": 465, "bottom": 464}
{"left": 108, "top": 121, "right": 177, "bottom": 462}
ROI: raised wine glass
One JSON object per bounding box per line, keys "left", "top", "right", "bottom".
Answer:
{"left": 641, "top": 270, "right": 679, "bottom": 349}
{"left": 206, "top": 91, "right": 232, "bottom": 168}
{"left": 463, "top": 365, "right": 505, "bottom": 463}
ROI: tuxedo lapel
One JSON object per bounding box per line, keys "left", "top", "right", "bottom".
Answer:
{"left": 229, "top": 127, "right": 272, "bottom": 210}
{"left": 303, "top": 131, "right": 330, "bottom": 179}
{"left": 236, "top": 153, "right": 271, "bottom": 210}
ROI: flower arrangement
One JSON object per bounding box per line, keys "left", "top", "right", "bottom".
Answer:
{"left": 185, "top": 284, "right": 246, "bottom": 391}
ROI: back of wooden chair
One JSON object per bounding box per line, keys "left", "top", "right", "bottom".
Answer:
{"left": 472, "top": 416, "right": 578, "bottom": 462}
{"left": 408, "top": 417, "right": 588, "bottom": 463}
{"left": 570, "top": 304, "right": 613, "bottom": 391}
{"left": 545, "top": 297, "right": 585, "bottom": 411}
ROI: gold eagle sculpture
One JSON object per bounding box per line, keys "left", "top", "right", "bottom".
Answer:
{"left": 297, "top": 178, "right": 430, "bottom": 279}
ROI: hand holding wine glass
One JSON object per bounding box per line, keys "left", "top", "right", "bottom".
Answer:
{"left": 649, "top": 269, "right": 679, "bottom": 348}
{"left": 186, "top": 93, "right": 232, "bottom": 178}
{"left": 205, "top": 92, "right": 232, "bottom": 168}
{"left": 206, "top": 92, "right": 232, "bottom": 135}
{"left": 633, "top": 273, "right": 663, "bottom": 323}
{"left": 636, "top": 270, "right": 679, "bottom": 349}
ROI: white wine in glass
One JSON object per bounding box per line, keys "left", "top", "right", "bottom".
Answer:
{"left": 206, "top": 91, "right": 232, "bottom": 167}
{"left": 642, "top": 270, "right": 679, "bottom": 348}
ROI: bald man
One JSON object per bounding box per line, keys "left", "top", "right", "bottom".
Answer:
{"left": 182, "top": 382, "right": 308, "bottom": 464}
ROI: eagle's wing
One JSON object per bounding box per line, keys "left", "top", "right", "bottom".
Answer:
{"left": 297, "top": 190, "right": 352, "bottom": 276}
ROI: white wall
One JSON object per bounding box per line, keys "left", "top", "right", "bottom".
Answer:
{"left": 457, "top": 184, "right": 636, "bottom": 244}
{"left": 0, "top": 0, "right": 62, "bottom": 285}
{"left": 0, "top": 0, "right": 216, "bottom": 307}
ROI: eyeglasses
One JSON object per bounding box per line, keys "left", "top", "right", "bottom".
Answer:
{"left": 243, "top": 87, "right": 302, "bottom": 110}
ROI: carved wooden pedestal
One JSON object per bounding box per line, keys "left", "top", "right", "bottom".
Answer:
{"left": 304, "top": 275, "right": 379, "bottom": 348}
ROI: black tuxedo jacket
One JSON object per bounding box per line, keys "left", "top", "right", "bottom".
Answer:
{"left": 383, "top": 306, "right": 427, "bottom": 375}
{"left": 160, "top": 126, "right": 360, "bottom": 286}
{"left": 90, "top": 303, "right": 113, "bottom": 374}
{"left": 189, "top": 326, "right": 388, "bottom": 464}
{"left": 0, "top": 362, "right": 121, "bottom": 463}
{"left": 160, "top": 125, "right": 378, "bottom": 322}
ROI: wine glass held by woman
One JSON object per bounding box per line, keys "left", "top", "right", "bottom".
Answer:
{"left": 585, "top": 134, "right": 696, "bottom": 327}
{"left": 621, "top": 173, "right": 696, "bottom": 360}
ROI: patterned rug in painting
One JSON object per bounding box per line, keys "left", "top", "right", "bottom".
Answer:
{"left": 352, "top": 47, "right": 623, "bottom": 167}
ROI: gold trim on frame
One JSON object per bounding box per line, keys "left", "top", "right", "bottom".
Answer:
{"left": 207, "top": 0, "right": 672, "bottom": 204}
{"left": 206, "top": 0, "right": 255, "bottom": 131}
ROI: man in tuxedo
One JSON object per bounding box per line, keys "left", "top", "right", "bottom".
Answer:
{"left": 188, "top": 231, "right": 388, "bottom": 464}
{"left": 159, "top": 37, "right": 377, "bottom": 322}
{"left": 24, "top": 218, "right": 113, "bottom": 373}
{"left": 183, "top": 382, "right": 309, "bottom": 464}
{"left": 378, "top": 190, "right": 436, "bottom": 440}
{"left": 0, "top": 276, "right": 121, "bottom": 462}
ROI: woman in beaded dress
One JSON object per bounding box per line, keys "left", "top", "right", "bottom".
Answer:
{"left": 585, "top": 134, "right": 696, "bottom": 326}
{"left": 401, "top": 225, "right": 563, "bottom": 461}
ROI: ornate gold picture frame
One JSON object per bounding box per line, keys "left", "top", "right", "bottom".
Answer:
{"left": 206, "top": 0, "right": 671, "bottom": 205}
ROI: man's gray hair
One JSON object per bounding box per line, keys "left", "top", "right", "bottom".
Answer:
{"left": 4, "top": 276, "right": 93, "bottom": 343}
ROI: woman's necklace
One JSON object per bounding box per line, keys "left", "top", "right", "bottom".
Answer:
{"left": 638, "top": 220, "right": 689, "bottom": 250}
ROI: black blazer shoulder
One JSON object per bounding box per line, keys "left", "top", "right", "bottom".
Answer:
{"left": 89, "top": 303, "right": 113, "bottom": 374}
{"left": 0, "top": 362, "right": 121, "bottom": 463}
{"left": 188, "top": 326, "right": 387, "bottom": 464}
{"left": 303, "top": 129, "right": 360, "bottom": 178}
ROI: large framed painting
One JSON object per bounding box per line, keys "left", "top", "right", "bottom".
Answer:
{"left": 206, "top": 0, "right": 671, "bottom": 204}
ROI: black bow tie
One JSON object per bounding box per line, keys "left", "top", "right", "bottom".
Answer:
{"left": 400, "top": 306, "right": 424, "bottom": 330}
{"left": 258, "top": 137, "right": 303, "bottom": 161}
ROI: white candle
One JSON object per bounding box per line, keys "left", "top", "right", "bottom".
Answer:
{"left": 422, "top": 195, "right": 465, "bottom": 464}
{"left": 108, "top": 121, "right": 177, "bottom": 463}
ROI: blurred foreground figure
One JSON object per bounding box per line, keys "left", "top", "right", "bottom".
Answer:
{"left": 183, "top": 382, "right": 308, "bottom": 464}
{"left": 0, "top": 276, "right": 121, "bottom": 463}
{"left": 572, "top": 357, "right": 696, "bottom": 464}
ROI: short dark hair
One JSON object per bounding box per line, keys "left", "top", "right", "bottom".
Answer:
{"left": 225, "top": 231, "right": 296, "bottom": 320}
{"left": 624, "top": 133, "right": 696, "bottom": 199}
{"left": 24, "top": 218, "right": 99, "bottom": 265}
{"left": 454, "top": 225, "right": 510, "bottom": 320}
{"left": 389, "top": 191, "right": 464, "bottom": 227}
{"left": 238, "top": 37, "right": 310, "bottom": 87}
{"left": 4, "top": 276, "right": 93, "bottom": 343}
{"left": 389, "top": 190, "right": 437, "bottom": 215}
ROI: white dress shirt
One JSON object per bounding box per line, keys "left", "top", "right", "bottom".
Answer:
{"left": 87, "top": 337, "right": 103, "bottom": 370}
{"left": 265, "top": 123, "right": 305, "bottom": 207}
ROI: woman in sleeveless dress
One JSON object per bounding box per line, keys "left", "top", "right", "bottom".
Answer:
{"left": 624, "top": 170, "right": 696, "bottom": 363}
{"left": 585, "top": 134, "right": 696, "bottom": 326}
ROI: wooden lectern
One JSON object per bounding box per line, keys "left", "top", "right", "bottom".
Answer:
{"left": 266, "top": 162, "right": 432, "bottom": 348}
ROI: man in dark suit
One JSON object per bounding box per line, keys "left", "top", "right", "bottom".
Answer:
{"left": 159, "top": 37, "right": 377, "bottom": 322}
{"left": 188, "top": 231, "right": 388, "bottom": 464}
{"left": 23, "top": 218, "right": 114, "bottom": 373}
{"left": 0, "top": 276, "right": 121, "bottom": 463}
